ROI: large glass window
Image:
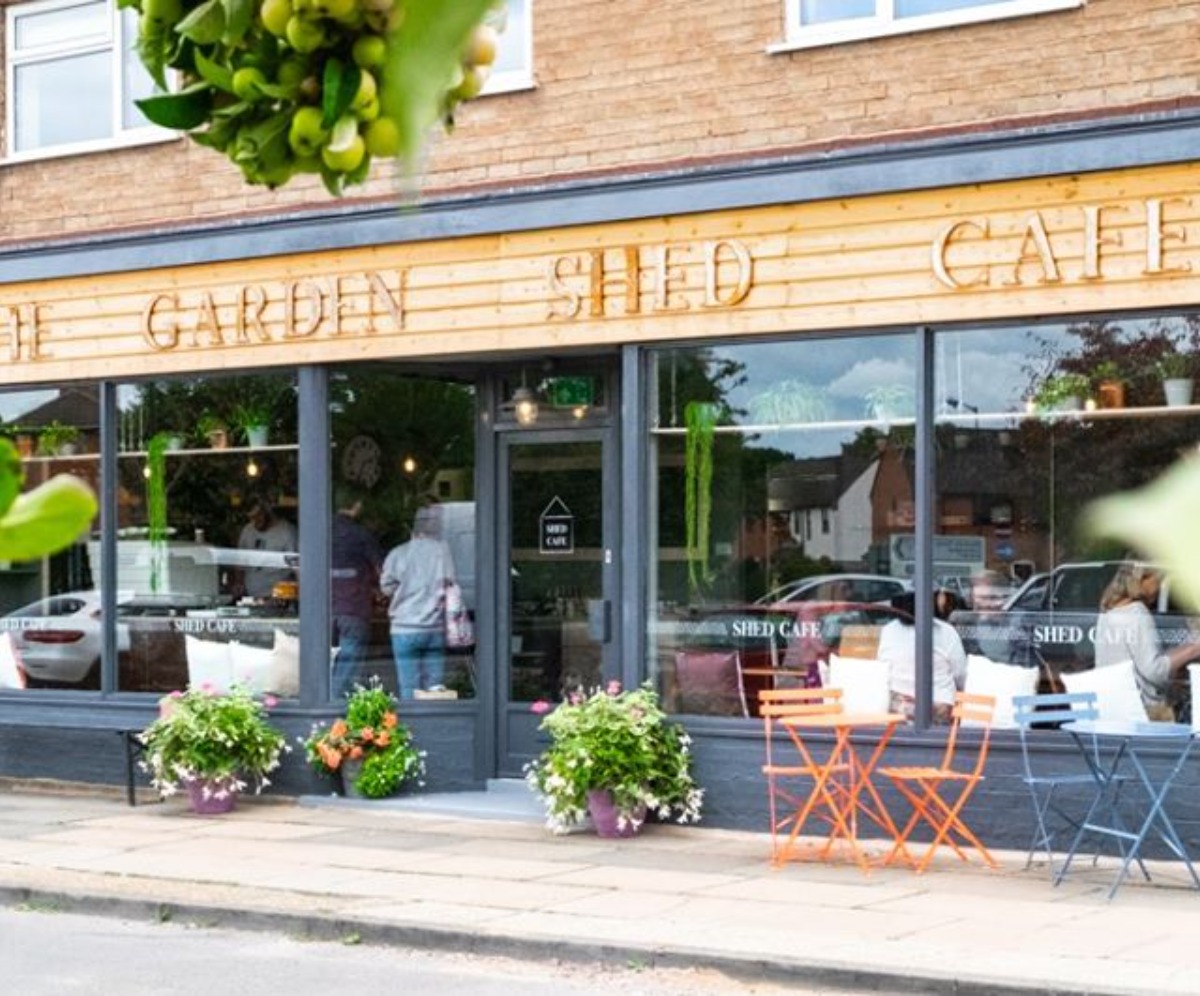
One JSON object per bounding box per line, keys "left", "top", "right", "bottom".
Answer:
{"left": 0, "top": 387, "right": 101, "bottom": 691}
{"left": 648, "top": 335, "right": 918, "bottom": 719}
{"left": 485, "top": 0, "right": 533, "bottom": 95}
{"left": 938, "top": 315, "right": 1200, "bottom": 726}
{"left": 783, "top": 0, "right": 1082, "bottom": 49}
{"left": 5, "top": 0, "right": 157, "bottom": 158}
{"left": 330, "top": 367, "right": 476, "bottom": 702}
{"left": 114, "top": 374, "right": 299, "bottom": 697}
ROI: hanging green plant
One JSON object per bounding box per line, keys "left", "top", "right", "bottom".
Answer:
{"left": 684, "top": 401, "right": 719, "bottom": 598}
{"left": 122, "top": 0, "right": 504, "bottom": 196}
{"left": 146, "top": 432, "right": 171, "bottom": 594}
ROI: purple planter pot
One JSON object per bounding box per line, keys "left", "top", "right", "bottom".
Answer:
{"left": 586, "top": 789, "right": 645, "bottom": 838}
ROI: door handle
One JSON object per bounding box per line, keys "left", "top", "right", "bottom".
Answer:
{"left": 587, "top": 599, "right": 611, "bottom": 643}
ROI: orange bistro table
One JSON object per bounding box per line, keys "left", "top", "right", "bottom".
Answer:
{"left": 775, "top": 711, "right": 911, "bottom": 871}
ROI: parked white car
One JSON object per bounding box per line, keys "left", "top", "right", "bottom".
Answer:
{"left": 0, "top": 590, "right": 131, "bottom": 687}
{"left": 755, "top": 573, "right": 912, "bottom": 607}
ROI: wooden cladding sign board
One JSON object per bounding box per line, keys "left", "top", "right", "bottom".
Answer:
{"left": 2, "top": 162, "right": 1200, "bottom": 385}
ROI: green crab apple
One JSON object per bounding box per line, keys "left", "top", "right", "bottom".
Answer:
{"left": 288, "top": 106, "right": 329, "bottom": 157}
{"left": 260, "top": 0, "right": 293, "bottom": 37}
{"left": 322, "top": 134, "right": 366, "bottom": 173}
{"left": 364, "top": 116, "right": 401, "bottom": 158}
{"left": 463, "top": 24, "right": 499, "bottom": 67}
{"left": 285, "top": 14, "right": 327, "bottom": 53}
{"left": 232, "top": 66, "right": 269, "bottom": 100}
{"left": 142, "top": 0, "right": 183, "bottom": 30}
{"left": 351, "top": 34, "right": 387, "bottom": 70}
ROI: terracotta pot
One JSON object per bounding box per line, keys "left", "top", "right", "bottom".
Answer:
{"left": 586, "top": 789, "right": 646, "bottom": 838}
{"left": 186, "top": 778, "right": 238, "bottom": 815}
{"left": 1096, "top": 379, "right": 1125, "bottom": 409}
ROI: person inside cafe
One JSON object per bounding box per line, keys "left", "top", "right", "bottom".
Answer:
{"left": 232, "top": 495, "right": 298, "bottom": 600}
{"left": 1094, "top": 562, "right": 1200, "bottom": 722}
{"left": 331, "top": 483, "right": 384, "bottom": 698}
{"left": 877, "top": 589, "right": 967, "bottom": 723}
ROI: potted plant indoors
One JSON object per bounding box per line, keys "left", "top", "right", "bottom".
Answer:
{"left": 303, "top": 680, "right": 426, "bottom": 799}
{"left": 1157, "top": 350, "right": 1194, "bottom": 407}
{"left": 232, "top": 400, "right": 272, "bottom": 448}
{"left": 35, "top": 420, "right": 81, "bottom": 456}
{"left": 524, "top": 681, "right": 704, "bottom": 837}
{"left": 197, "top": 413, "right": 230, "bottom": 449}
{"left": 138, "top": 684, "right": 289, "bottom": 814}
{"left": 1032, "top": 372, "right": 1090, "bottom": 413}
{"left": 1091, "top": 361, "right": 1125, "bottom": 409}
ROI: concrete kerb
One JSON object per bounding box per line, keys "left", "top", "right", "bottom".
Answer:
{"left": 0, "top": 878, "right": 1105, "bottom": 996}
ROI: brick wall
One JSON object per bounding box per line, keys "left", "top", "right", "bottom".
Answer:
{"left": 1, "top": 0, "right": 1198, "bottom": 244}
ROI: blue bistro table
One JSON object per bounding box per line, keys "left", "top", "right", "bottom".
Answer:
{"left": 1055, "top": 719, "right": 1200, "bottom": 900}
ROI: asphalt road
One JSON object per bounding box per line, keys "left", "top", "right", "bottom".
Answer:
{"left": 0, "top": 906, "right": 879, "bottom": 995}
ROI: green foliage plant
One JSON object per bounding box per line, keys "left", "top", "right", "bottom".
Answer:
{"left": 303, "top": 679, "right": 425, "bottom": 798}
{"left": 524, "top": 682, "right": 704, "bottom": 835}
{"left": 139, "top": 684, "right": 289, "bottom": 798}
{"left": 1032, "top": 372, "right": 1090, "bottom": 412}
{"left": 684, "top": 401, "right": 718, "bottom": 598}
{"left": 35, "top": 421, "right": 81, "bottom": 456}
{"left": 121, "top": 0, "right": 504, "bottom": 195}
{"left": 1157, "top": 350, "right": 1193, "bottom": 380}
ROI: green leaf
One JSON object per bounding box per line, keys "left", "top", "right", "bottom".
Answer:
{"left": 231, "top": 111, "right": 291, "bottom": 166}
{"left": 380, "top": 0, "right": 495, "bottom": 168}
{"left": 177, "top": 0, "right": 226, "bottom": 46}
{"left": 193, "top": 47, "right": 235, "bottom": 93}
{"left": 0, "top": 476, "right": 98, "bottom": 562}
{"left": 1085, "top": 456, "right": 1200, "bottom": 612}
{"left": 320, "top": 164, "right": 345, "bottom": 199}
{"left": 0, "top": 439, "right": 24, "bottom": 519}
{"left": 135, "top": 21, "right": 175, "bottom": 91}
{"left": 322, "top": 59, "right": 360, "bottom": 130}
{"left": 136, "top": 83, "right": 215, "bottom": 130}
{"left": 220, "top": 0, "right": 256, "bottom": 46}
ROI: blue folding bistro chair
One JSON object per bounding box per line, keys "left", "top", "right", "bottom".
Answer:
{"left": 1011, "top": 691, "right": 1147, "bottom": 881}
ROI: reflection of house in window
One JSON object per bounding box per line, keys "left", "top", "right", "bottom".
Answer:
{"left": 769, "top": 453, "right": 876, "bottom": 568}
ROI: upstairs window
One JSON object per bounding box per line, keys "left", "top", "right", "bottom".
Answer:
{"left": 5, "top": 0, "right": 159, "bottom": 160}
{"left": 486, "top": 0, "right": 534, "bottom": 94}
{"left": 781, "top": 0, "right": 1083, "bottom": 50}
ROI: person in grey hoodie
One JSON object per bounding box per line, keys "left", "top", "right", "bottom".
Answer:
{"left": 380, "top": 506, "right": 456, "bottom": 699}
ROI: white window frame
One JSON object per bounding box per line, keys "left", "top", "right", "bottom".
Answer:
{"left": 483, "top": 0, "right": 535, "bottom": 96}
{"left": 774, "top": 0, "right": 1084, "bottom": 53}
{"left": 4, "top": 0, "right": 172, "bottom": 164}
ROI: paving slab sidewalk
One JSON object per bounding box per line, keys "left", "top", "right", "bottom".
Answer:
{"left": 1, "top": 785, "right": 1198, "bottom": 995}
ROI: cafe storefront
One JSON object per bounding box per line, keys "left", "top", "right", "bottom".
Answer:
{"left": 3, "top": 116, "right": 1200, "bottom": 840}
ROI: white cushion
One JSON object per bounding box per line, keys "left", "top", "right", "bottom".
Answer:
{"left": 1061, "top": 661, "right": 1148, "bottom": 724}
{"left": 0, "top": 632, "right": 27, "bottom": 690}
{"left": 230, "top": 641, "right": 274, "bottom": 694}
{"left": 828, "top": 653, "right": 890, "bottom": 714}
{"left": 267, "top": 629, "right": 300, "bottom": 698}
{"left": 185, "top": 635, "right": 233, "bottom": 692}
{"left": 963, "top": 654, "right": 1038, "bottom": 729}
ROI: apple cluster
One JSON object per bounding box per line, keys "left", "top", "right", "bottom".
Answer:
{"left": 129, "top": 0, "right": 503, "bottom": 194}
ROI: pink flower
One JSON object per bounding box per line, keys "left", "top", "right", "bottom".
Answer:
{"left": 568, "top": 691, "right": 583, "bottom": 705}
{"left": 530, "top": 700, "right": 552, "bottom": 715}
{"left": 606, "top": 680, "right": 622, "bottom": 696}
{"left": 263, "top": 695, "right": 279, "bottom": 709}
{"left": 169, "top": 690, "right": 184, "bottom": 699}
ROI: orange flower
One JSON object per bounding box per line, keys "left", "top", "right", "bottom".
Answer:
{"left": 349, "top": 745, "right": 363, "bottom": 759}
{"left": 382, "top": 712, "right": 398, "bottom": 729}
{"left": 375, "top": 731, "right": 391, "bottom": 748}
{"left": 360, "top": 727, "right": 375, "bottom": 742}
{"left": 318, "top": 743, "right": 342, "bottom": 770}
{"left": 330, "top": 720, "right": 348, "bottom": 739}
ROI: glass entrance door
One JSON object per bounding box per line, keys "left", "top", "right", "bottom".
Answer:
{"left": 497, "top": 431, "right": 616, "bottom": 775}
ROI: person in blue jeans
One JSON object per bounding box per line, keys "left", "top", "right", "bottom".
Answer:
{"left": 380, "top": 506, "right": 456, "bottom": 699}
{"left": 330, "top": 485, "right": 384, "bottom": 699}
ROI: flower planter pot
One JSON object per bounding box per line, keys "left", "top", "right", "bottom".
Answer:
{"left": 586, "top": 789, "right": 646, "bottom": 838}
{"left": 245, "top": 426, "right": 270, "bottom": 448}
{"left": 1163, "top": 378, "right": 1194, "bottom": 408}
{"left": 186, "top": 778, "right": 238, "bottom": 815}
{"left": 340, "top": 757, "right": 367, "bottom": 799}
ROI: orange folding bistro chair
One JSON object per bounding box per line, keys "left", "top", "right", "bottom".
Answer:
{"left": 759, "top": 687, "right": 846, "bottom": 864}
{"left": 878, "top": 691, "right": 998, "bottom": 873}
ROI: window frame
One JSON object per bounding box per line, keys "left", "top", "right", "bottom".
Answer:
{"left": 483, "top": 0, "right": 535, "bottom": 96}
{"left": 4, "top": 0, "right": 172, "bottom": 164}
{"left": 774, "top": 0, "right": 1084, "bottom": 53}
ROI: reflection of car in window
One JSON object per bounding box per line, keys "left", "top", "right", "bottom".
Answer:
{"left": 951, "top": 561, "right": 1197, "bottom": 681}
{"left": 1, "top": 591, "right": 109, "bottom": 687}
{"left": 755, "top": 573, "right": 912, "bottom": 606}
